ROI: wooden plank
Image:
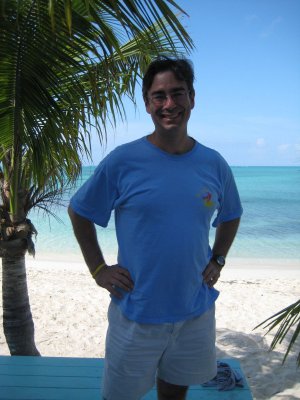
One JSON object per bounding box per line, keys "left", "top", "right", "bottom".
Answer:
{"left": 0, "top": 364, "right": 102, "bottom": 377}
{"left": 0, "top": 356, "right": 101, "bottom": 367}
{"left": 187, "top": 388, "right": 252, "bottom": 400}
{"left": 2, "top": 375, "right": 100, "bottom": 389}
{"left": 0, "top": 387, "right": 101, "bottom": 400}
{"left": 0, "top": 356, "right": 253, "bottom": 400}
{"left": 0, "top": 356, "right": 102, "bottom": 399}
{"left": 0, "top": 388, "right": 252, "bottom": 400}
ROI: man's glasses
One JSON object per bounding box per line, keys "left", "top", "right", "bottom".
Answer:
{"left": 148, "top": 89, "right": 191, "bottom": 106}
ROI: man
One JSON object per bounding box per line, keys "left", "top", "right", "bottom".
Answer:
{"left": 68, "top": 58, "right": 242, "bottom": 400}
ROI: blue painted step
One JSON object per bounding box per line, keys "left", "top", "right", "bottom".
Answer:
{"left": 0, "top": 356, "right": 252, "bottom": 399}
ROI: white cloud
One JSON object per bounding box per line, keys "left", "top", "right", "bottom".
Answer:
{"left": 245, "top": 14, "right": 259, "bottom": 24}
{"left": 277, "top": 144, "right": 290, "bottom": 152}
{"left": 260, "top": 16, "right": 282, "bottom": 38}
{"left": 256, "top": 138, "right": 266, "bottom": 147}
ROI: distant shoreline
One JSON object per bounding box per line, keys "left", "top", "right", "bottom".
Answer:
{"left": 25, "top": 254, "right": 300, "bottom": 279}
{"left": 82, "top": 164, "right": 300, "bottom": 168}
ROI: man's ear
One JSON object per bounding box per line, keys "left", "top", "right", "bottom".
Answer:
{"left": 144, "top": 97, "right": 151, "bottom": 114}
{"left": 190, "top": 91, "right": 195, "bottom": 110}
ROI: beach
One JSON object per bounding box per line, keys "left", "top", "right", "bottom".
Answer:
{"left": 1, "top": 255, "right": 299, "bottom": 399}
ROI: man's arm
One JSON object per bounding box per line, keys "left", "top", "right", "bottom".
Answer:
{"left": 202, "top": 217, "right": 240, "bottom": 287}
{"left": 68, "top": 206, "right": 134, "bottom": 298}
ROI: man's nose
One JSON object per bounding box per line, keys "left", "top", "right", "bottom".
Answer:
{"left": 163, "top": 95, "right": 177, "bottom": 108}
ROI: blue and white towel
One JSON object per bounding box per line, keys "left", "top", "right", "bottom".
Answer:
{"left": 202, "top": 361, "right": 244, "bottom": 391}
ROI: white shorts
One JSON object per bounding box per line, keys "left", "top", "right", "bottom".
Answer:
{"left": 102, "top": 301, "right": 216, "bottom": 400}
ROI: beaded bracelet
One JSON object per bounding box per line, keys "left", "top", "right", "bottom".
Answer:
{"left": 92, "top": 262, "right": 106, "bottom": 279}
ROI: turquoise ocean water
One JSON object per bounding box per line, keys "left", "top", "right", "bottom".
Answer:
{"left": 30, "top": 166, "right": 300, "bottom": 260}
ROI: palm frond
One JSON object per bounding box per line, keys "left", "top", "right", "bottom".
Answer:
{"left": 254, "top": 300, "right": 300, "bottom": 367}
{"left": 0, "top": 0, "right": 194, "bottom": 221}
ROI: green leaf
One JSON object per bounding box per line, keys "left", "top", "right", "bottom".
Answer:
{"left": 254, "top": 300, "right": 300, "bottom": 367}
{"left": 0, "top": 0, "right": 194, "bottom": 222}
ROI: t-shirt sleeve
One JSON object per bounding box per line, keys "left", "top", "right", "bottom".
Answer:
{"left": 69, "top": 156, "right": 119, "bottom": 227}
{"left": 212, "top": 165, "right": 243, "bottom": 227}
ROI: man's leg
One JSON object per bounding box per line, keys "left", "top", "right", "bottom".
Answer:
{"left": 157, "top": 306, "right": 217, "bottom": 399}
{"left": 103, "top": 302, "right": 170, "bottom": 400}
{"left": 157, "top": 377, "right": 188, "bottom": 400}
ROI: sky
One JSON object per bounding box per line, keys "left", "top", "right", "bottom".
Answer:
{"left": 87, "top": 0, "right": 300, "bottom": 166}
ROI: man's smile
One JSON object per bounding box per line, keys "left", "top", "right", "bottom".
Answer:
{"left": 160, "top": 110, "right": 182, "bottom": 121}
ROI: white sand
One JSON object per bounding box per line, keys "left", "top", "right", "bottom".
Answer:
{"left": 1, "top": 255, "right": 300, "bottom": 399}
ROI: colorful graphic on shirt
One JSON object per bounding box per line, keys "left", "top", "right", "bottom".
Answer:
{"left": 196, "top": 189, "right": 214, "bottom": 207}
{"left": 202, "top": 191, "right": 214, "bottom": 207}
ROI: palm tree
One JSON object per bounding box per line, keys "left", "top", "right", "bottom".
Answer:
{"left": 255, "top": 300, "right": 300, "bottom": 367}
{"left": 0, "top": 0, "right": 194, "bottom": 355}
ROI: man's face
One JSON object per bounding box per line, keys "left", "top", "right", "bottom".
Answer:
{"left": 145, "top": 71, "right": 195, "bottom": 135}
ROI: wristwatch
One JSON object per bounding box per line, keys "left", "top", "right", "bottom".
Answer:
{"left": 212, "top": 255, "right": 226, "bottom": 268}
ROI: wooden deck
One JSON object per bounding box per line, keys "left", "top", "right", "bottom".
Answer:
{"left": 0, "top": 356, "right": 253, "bottom": 399}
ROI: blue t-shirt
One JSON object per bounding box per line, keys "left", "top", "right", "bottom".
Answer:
{"left": 70, "top": 137, "right": 243, "bottom": 323}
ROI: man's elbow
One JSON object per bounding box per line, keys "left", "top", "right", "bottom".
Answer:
{"left": 68, "top": 206, "right": 93, "bottom": 227}
{"left": 68, "top": 205, "right": 75, "bottom": 220}
{"left": 68, "top": 205, "right": 83, "bottom": 224}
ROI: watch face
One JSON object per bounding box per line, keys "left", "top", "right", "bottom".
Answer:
{"left": 215, "top": 256, "right": 225, "bottom": 267}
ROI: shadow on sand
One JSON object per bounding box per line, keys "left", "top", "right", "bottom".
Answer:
{"left": 216, "top": 328, "right": 299, "bottom": 399}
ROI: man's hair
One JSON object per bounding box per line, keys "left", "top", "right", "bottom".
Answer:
{"left": 142, "top": 57, "right": 195, "bottom": 101}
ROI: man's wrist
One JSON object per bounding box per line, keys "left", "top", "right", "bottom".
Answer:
{"left": 211, "top": 255, "right": 226, "bottom": 268}
{"left": 92, "top": 262, "right": 106, "bottom": 279}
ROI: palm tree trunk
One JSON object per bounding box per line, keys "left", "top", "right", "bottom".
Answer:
{"left": 2, "top": 254, "right": 40, "bottom": 355}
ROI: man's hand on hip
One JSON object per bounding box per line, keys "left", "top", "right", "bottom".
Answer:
{"left": 95, "top": 265, "right": 134, "bottom": 298}
{"left": 202, "top": 260, "right": 222, "bottom": 288}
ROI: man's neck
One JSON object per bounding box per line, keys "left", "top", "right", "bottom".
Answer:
{"left": 147, "top": 132, "right": 194, "bottom": 155}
